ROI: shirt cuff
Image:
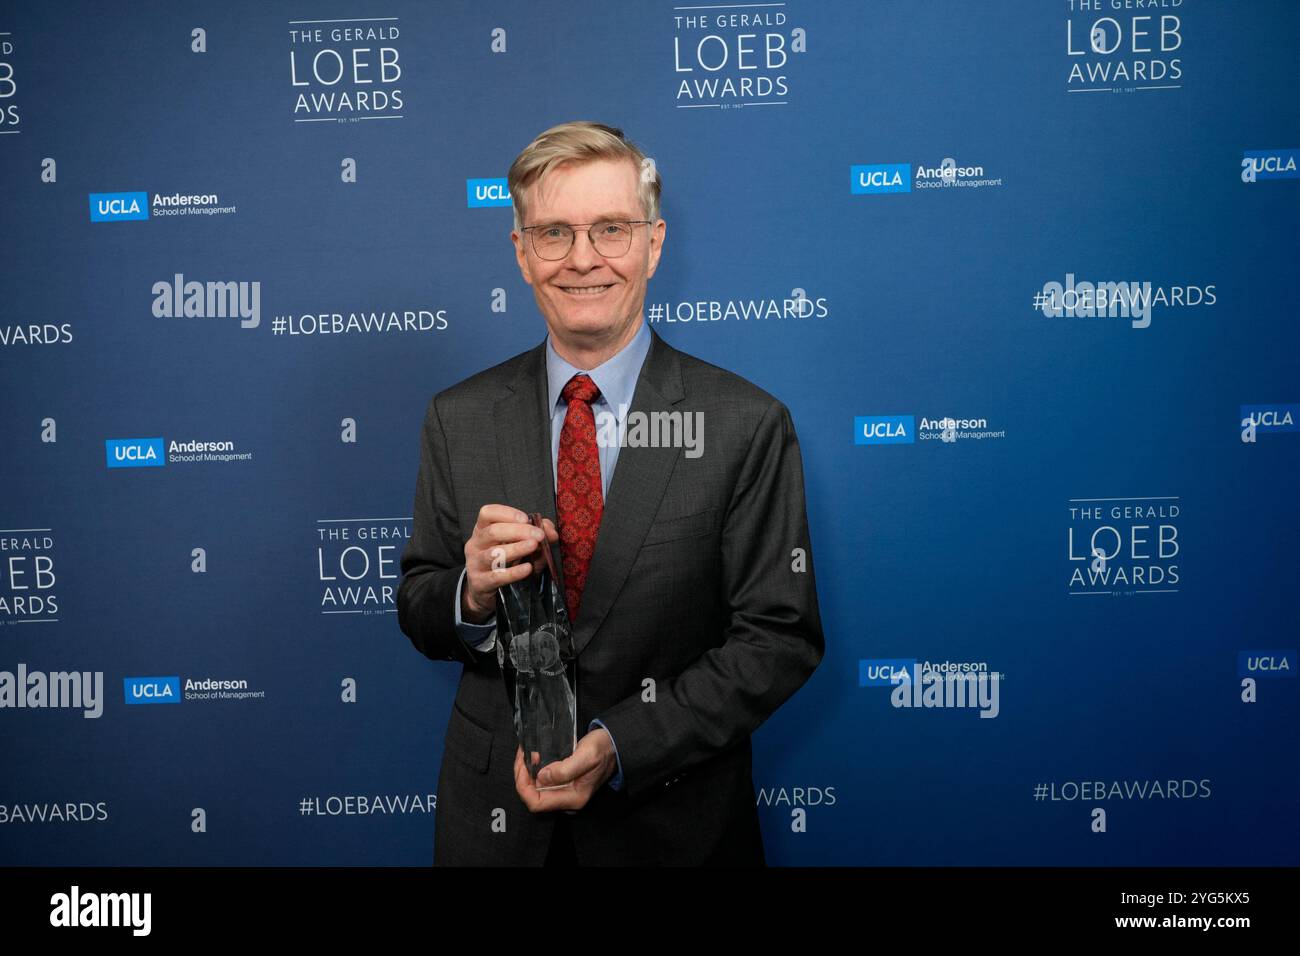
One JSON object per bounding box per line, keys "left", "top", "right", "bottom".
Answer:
{"left": 588, "top": 718, "right": 624, "bottom": 791}
{"left": 454, "top": 567, "right": 496, "bottom": 652}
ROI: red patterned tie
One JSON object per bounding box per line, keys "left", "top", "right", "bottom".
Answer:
{"left": 556, "top": 373, "right": 604, "bottom": 623}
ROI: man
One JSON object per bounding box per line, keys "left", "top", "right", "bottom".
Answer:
{"left": 397, "top": 121, "right": 824, "bottom": 866}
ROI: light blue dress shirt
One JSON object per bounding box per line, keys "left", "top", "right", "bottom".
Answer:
{"left": 451, "top": 320, "right": 652, "bottom": 791}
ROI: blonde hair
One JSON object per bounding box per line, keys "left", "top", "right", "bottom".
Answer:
{"left": 507, "top": 121, "right": 661, "bottom": 232}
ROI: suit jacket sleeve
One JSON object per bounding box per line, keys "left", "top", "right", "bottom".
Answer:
{"left": 594, "top": 399, "right": 825, "bottom": 799}
{"left": 397, "top": 394, "right": 492, "bottom": 666}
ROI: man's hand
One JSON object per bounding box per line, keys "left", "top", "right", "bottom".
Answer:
{"left": 513, "top": 727, "right": 618, "bottom": 813}
{"left": 461, "top": 504, "right": 559, "bottom": 624}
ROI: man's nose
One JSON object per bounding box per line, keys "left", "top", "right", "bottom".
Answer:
{"left": 565, "top": 228, "right": 600, "bottom": 269}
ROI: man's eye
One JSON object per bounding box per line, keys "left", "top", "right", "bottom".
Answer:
{"left": 600, "top": 223, "right": 625, "bottom": 235}
{"left": 543, "top": 227, "right": 566, "bottom": 239}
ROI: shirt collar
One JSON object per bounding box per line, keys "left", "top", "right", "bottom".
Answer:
{"left": 546, "top": 320, "right": 651, "bottom": 422}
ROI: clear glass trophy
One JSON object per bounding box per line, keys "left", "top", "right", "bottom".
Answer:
{"left": 495, "top": 512, "right": 577, "bottom": 789}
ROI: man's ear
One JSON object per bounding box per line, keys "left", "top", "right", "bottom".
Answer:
{"left": 645, "top": 219, "right": 667, "bottom": 280}
{"left": 512, "top": 229, "right": 534, "bottom": 286}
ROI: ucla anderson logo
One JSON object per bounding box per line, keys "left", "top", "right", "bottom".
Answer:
{"left": 466, "top": 178, "right": 511, "bottom": 207}
{"left": 859, "top": 659, "right": 916, "bottom": 687}
{"left": 1237, "top": 651, "right": 1296, "bottom": 679}
{"left": 1240, "top": 403, "right": 1299, "bottom": 442}
{"left": 1241, "top": 149, "right": 1299, "bottom": 183}
{"left": 855, "top": 415, "right": 915, "bottom": 445}
{"left": 123, "top": 677, "right": 181, "bottom": 704}
{"left": 851, "top": 164, "right": 911, "bottom": 195}
{"left": 89, "top": 192, "right": 149, "bottom": 222}
{"left": 105, "top": 438, "right": 165, "bottom": 468}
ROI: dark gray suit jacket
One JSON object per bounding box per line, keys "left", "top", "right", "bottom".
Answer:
{"left": 397, "top": 325, "right": 824, "bottom": 865}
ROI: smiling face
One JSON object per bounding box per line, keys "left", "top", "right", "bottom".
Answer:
{"left": 511, "top": 156, "right": 666, "bottom": 368}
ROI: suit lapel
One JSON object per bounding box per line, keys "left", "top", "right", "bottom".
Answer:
{"left": 491, "top": 326, "right": 686, "bottom": 657}
{"left": 493, "top": 336, "right": 556, "bottom": 526}
{"left": 570, "top": 328, "right": 684, "bottom": 656}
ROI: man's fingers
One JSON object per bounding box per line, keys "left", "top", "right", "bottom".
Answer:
{"left": 472, "top": 506, "right": 542, "bottom": 556}
{"left": 481, "top": 519, "right": 546, "bottom": 547}
{"left": 466, "top": 540, "right": 539, "bottom": 601}
{"left": 514, "top": 746, "right": 590, "bottom": 813}
{"left": 544, "top": 756, "right": 588, "bottom": 787}
{"left": 465, "top": 508, "right": 551, "bottom": 598}
{"left": 538, "top": 758, "right": 564, "bottom": 786}
{"left": 516, "top": 748, "right": 567, "bottom": 812}
{"left": 514, "top": 747, "right": 543, "bottom": 811}
{"left": 473, "top": 538, "right": 539, "bottom": 570}
{"left": 466, "top": 556, "right": 530, "bottom": 594}
{"left": 477, "top": 504, "right": 530, "bottom": 529}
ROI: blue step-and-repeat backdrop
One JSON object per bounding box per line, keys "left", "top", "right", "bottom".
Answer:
{"left": 1, "top": 0, "right": 1296, "bottom": 866}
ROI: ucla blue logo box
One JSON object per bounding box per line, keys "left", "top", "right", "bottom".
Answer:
{"left": 855, "top": 416, "right": 915, "bottom": 444}
{"left": 860, "top": 659, "right": 917, "bottom": 686}
{"left": 89, "top": 192, "right": 149, "bottom": 221}
{"left": 124, "top": 677, "right": 181, "bottom": 704}
{"left": 105, "top": 438, "right": 165, "bottom": 468}
{"left": 851, "top": 164, "right": 911, "bottom": 194}
{"left": 466, "top": 178, "right": 512, "bottom": 207}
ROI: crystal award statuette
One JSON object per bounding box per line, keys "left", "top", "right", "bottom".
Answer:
{"left": 495, "top": 512, "right": 577, "bottom": 789}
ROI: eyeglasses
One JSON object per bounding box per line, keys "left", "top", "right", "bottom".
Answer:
{"left": 520, "top": 220, "right": 653, "bottom": 260}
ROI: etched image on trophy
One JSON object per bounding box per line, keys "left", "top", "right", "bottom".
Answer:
{"left": 495, "top": 512, "right": 577, "bottom": 789}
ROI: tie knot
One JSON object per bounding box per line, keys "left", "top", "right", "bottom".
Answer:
{"left": 562, "top": 373, "right": 601, "bottom": 405}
